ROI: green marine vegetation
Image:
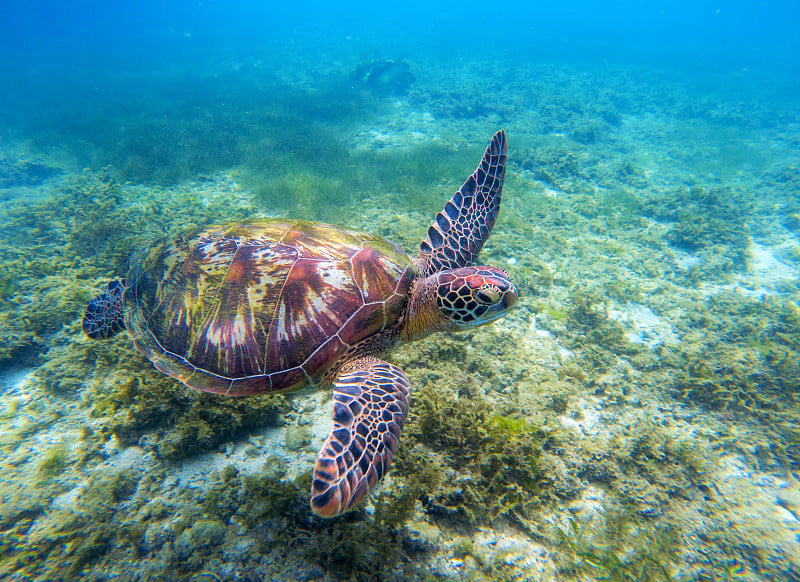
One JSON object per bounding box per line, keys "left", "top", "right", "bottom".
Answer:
{"left": 35, "top": 443, "right": 70, "bottom": 480}
{"left": 566, "top": 285, "right": 643, "bottom": 373}
{"left": 519, "top": 145, "right": 586, "bottom": 192}
{"left": 642, "top": 185, "right": 751, "bottom": 274}
{"left": 675, "top": 291, "right": 800, "bottom": 466}
{"left": 402, "top": 379, "right": 545, "bottom": 526}
{"left": 66, "top": 332, "right": 290, "bottom": 461}
{"left": 243, "top": 130, "right": 482, "bottom": 224}
{"left": 555, "top": 509, "right": 678, "bottom": 582}
{"left": 195, "top": 465, "right": 440, "bottom": 581}
{"left": 1, "top": 457, "right": 436, "bottom": 581}
{"left": 0, "top": 172, "right": 130, "bottom": 363}
{"left": 0, "top": 470, "right": 142, "bottom": 579}
{"left": 0, "top": 155, "right": 62, "bottom": 188}
{"left": 7, "top": 69, "right": 389, "bottom": 186}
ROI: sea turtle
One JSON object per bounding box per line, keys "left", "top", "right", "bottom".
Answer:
{"left": 82, "top": 130, "right": 518, "bottom": 517}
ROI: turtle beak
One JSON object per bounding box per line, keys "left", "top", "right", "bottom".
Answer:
{"left": 480, "top": 286, "right": 518, "bottom": 324}
{"left": 502, "top": 285, "right": 519, "bottom": 310}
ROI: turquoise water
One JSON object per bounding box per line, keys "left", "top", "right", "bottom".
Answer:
{"left": 1, "top": 2, "right": 799, "bottom": 581}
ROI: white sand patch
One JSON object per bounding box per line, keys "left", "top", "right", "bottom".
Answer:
{"left": 713, "top": 454, "right": 800, "bottom": 555}
{"left": 608, "top": 303, "right": 680, "bottom": 348}
{"left": 566, "top": 485, "right": 606, "bottom": 523}
{"left": 746, "top": 241, "right": 799, "bottom": 287}
{"left": 558, "top": 396, "right": 603, "bottom": 436}
{"left": 700, "top": 238, "right": 799, "bottom": 299}
{"left": 0, "top": 368, "right": 41, "bottom": 447}
{"left": 0, "top": 367, "right": 36, "bottom": 399}
{"left": 472, "top": 528, "right": 556, "bottom": 581}
{"left": 437, "top": 527, "right": 556, "bottom": 581}
{"left": 673, "top": 249, "right": 702, "bottom": 270}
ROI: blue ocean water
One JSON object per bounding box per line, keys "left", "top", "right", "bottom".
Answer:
{"left": 1, "top": 1, "right": 800, "bottom": 581}
{"left": 0, "top": 1, "right": 796, "bottom": 188}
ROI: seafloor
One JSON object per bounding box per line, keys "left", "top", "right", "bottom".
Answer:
{"left": 1, "top": 56, "right": 799, "bottom": 581}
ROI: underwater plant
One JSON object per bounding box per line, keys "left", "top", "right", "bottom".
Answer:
{"left": 643, "top": 185, "right": 751, "bottom": 273}
{"left": 402, "top": 379, "right": 545, "bottom": 525}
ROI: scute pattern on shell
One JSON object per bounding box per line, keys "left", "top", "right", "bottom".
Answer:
{"left": 125, "top": 219, "right": 415, "bottom": 396}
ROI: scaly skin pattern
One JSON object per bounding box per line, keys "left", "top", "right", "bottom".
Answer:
{"left": 310, "top": 356, "right": 410, "bottom": 517}
{"left": 308, "top": 132, "right": 515, "bottom": 517}
{"left": 82, "top": 280, "right": 125, "bottom": 339}
{"left": 124, "top": 219, "right": 415, "bottom": 396}
{"left": 415, "top": 130, "right": 506, "bottom": 278}
{"left": 400, "top": 266, "right": 518, "bottom": 341}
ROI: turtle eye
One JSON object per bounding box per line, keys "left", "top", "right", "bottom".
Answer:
{"left": 476, "top": 286, "right": 500, "bottom": 305}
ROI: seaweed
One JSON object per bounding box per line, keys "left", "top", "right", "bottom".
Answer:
{"left": 0, "top": 155, "right": 62, "bottom": 188}
{"left": 0, "top": 470, "right": 145, "bottom": 579}
{"left": 29, "top": 327, "right": 291, "bottom": 463}
{"left": 643, "top": 185, "right": 751, "bottom": 272}
{"left": 556, "top": 511, "right": 678, "bottom": 582}
{"left": 198, "top": 466, "right": 438, "bottom": 582}
{"left": 673, "top": 291, "right": 800, "bottom": 467}
{"left": 402, "top": 380, "right": 544, "bottom": 525}
{"left": 676, "top": 345, "right": 775, "bottom": 412}
{"left": 35, "top": 443, "right": 70, "bottom": 480}
{"left": 566, "top": 285, "right": 642, "bottom": 373}
{"left": 86, "top": 346, "right": 292, "bottom": 461}
{"left": 244, "top": 133, "right": 480, "bottom": 225}
{"left": 520, "top": 145, "right": 587, "bottom": 191}
{"left": 2, "top": 63, "right": 388, "bottom": 187}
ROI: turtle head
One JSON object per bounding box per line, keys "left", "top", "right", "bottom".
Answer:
{"left": 402, "top": 265, "right": 518, "bottom": 341}
{"left": 435, "top": 266, "right": 518, "bottom": 329}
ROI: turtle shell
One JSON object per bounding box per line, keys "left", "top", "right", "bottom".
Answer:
{"left": 124, "top": 219, "right": 416, "bottom": 396}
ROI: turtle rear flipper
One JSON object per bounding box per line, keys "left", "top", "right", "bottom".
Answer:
{"left": 310, "top": 356, "right": 410, "bottom": 517}
{"left": 416, "top": 129, "right": 507, "bottom": 277}
{"left": 83, "top": 280, "right": 126, "bottom": 339}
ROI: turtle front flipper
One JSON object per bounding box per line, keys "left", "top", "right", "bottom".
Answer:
{"left": 416, "top": 129, "right": 507, "bottom": 278}
{"left": 83, "top": 280, "right": 126, "bottom": 339}
{"left": 311, "top": 356, "right": 410, "bottom": 517}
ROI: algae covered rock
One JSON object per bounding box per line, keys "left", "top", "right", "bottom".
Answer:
{"left": 285, "top": 425, "right": 312, "bottom": 451}
{"left": 175, "top": 519, "right": 227, "bottom": 558}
